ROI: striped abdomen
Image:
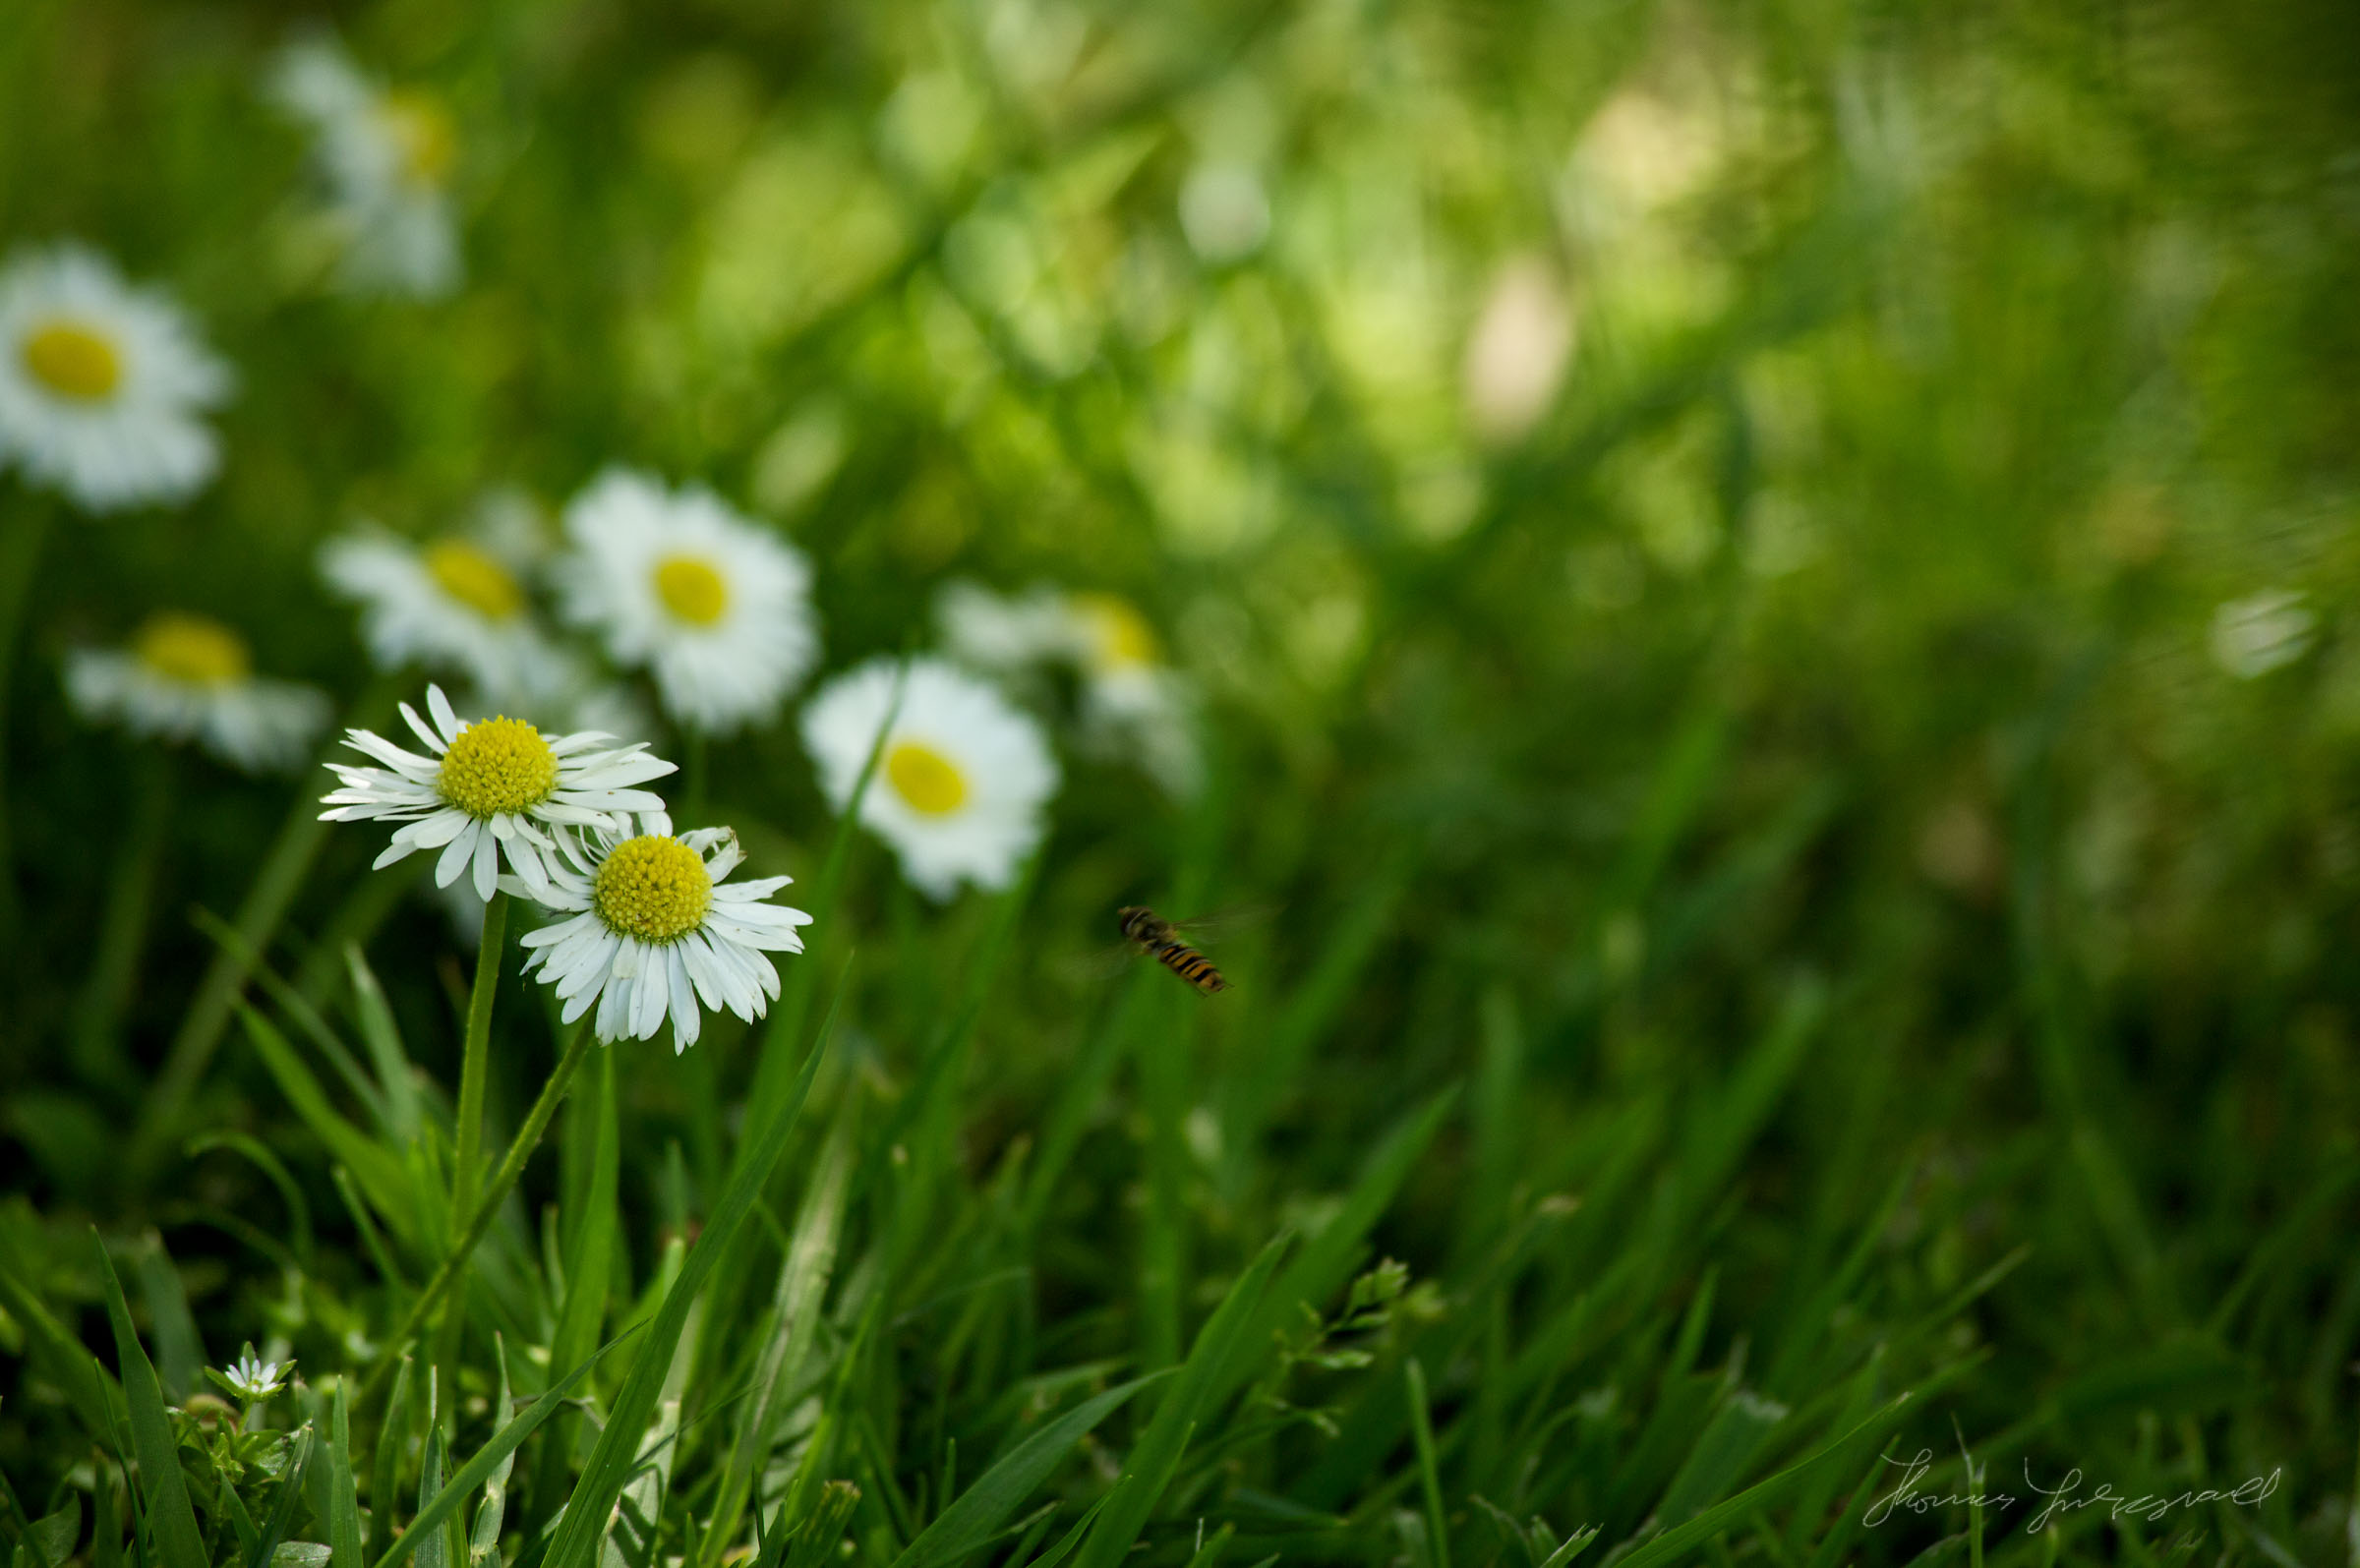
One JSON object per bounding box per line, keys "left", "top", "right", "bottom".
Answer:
{"left": 1153, "top": 940, "right": 1227, "bottom": 994}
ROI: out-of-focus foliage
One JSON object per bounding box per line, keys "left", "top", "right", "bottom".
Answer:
{"left": 2, "top": 0, "right": 2357, "bottom": 1564}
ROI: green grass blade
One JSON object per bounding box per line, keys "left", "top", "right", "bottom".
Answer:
{"left": 371, "top": 1357, "right": 416, "bottom": 1560}
{"left": 707, "top": 1102, "right": 858, "bottom": 1563}
{"left": 1071, "top": 1235, "right": 1289, "bottom": 1568}
{"left": 1012, "top": 1491, "right": 1115, "bottom": 1568}
{"left": 470, "top": 1343, "right": 515, "bottom": 1568}
{"left": 1611, "top": 1397, "right": 1908, "bottom": 1568}
{"left": 0, "top": 1258, "right": 121, "bottom": 1441}
{"left": 91, "top": 1232, "right": 206, "bottom": 1568}
{"left": 371, "top": 1324, "right": 641, "bottom": 1568}
{"left": 247, "top": 1425, "right": 316, "bottom": 1568}
{"left": 240, "top": 1004, "right": 415, "bottom": 1239}
{"left": 888, "top": 1371, "right": 1172, "bottom": 1568}
{"left": 1405, "top": 1359, "right": 1450, "bottom": 1568}
{"left": 543, "top": 968, "right": 844, "bottom": 1568}
{"left": 345, "top": 945, "right": 421, "bottom": 1142}
{"left": 330, "top": 1380, "right": 365, "bottom": 1568}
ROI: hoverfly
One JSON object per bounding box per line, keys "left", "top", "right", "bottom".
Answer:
{"left": 1116, "top": 904, "right": 1269, "bottom": 995}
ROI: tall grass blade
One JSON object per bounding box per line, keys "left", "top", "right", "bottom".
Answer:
{"left": 1071, "top": 1235, "right": 1289, "bottom": 1568}
{"left": 91, "top": 1233, "right": 206, "bottom": 1568}
{"left": 888, "top": 1371, "right": 1171, "bottom": 1568}
{"left": 543, "top": 968, "right": 844, "bottom": 1568}
{"left": 372, "top": 1324, "right": 642, "bottom": 1568}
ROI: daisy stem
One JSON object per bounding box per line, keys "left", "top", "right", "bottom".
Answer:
{"left": 449, "top": 890, "right": 510, "bottom": 1222}
{"left": 0, "top": 493, "right": 55, "bottom": 955}
{"left": 360, "top": 1017, "right": 596, "bottom": 1419}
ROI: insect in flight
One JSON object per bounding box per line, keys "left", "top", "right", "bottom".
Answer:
{"left": 1117, "top": 904, "right": 1235, "bottom": 995}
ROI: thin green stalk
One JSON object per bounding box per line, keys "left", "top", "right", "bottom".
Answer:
{"left": 358, "top": 1020, "right": 599, "bottom": 1418}
{"left": 450, "top": 890, "right": 510, "bottom": 1221}
{"left": 0, "top": 493, "right": 56, "bottom": 952}
{"left": 72, "top": 747, "right": 172, "bottom": 1091}
{"left": 134, "top": 675, "right": 398, "bottom": 1174}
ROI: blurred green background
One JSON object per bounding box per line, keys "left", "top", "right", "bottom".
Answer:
{"left": 2, "top": 0, "right": 2358, "bottom": 1564}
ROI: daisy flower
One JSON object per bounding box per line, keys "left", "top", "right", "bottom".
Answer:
{"left": 800, "top": 657, "right": 1059, "bottom": 900}
{"left": 320, "top": 527, "right": 566, "bottom": 703}
{"left": 1065, "top": 591, "right": 1202, "bottom": 797}
{"left": 319, "top": 683, "right": 678, "bottom": 902}
{"left": 270, "top": 37, "right": 462, "bottom": 299}
{"left": 555, "top": 469, "right": 819, "bottom": 733}
{"left": 514, "top": 813, "right": 812, "bottom": 1051}
{"left": 937, "top": 580, "right": 1071, "bottom": 673}
{"left": 65, "top": 612, "right": 329, "bottom": 774}
{"left": 937, "top": 581, "right": 1200, "bottom": 796}
{"left": 0, "top": 244, "right": 230, "bottom": 512}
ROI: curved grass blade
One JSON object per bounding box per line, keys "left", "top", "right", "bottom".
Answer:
{"left": 889, "top": 1372, "right": 1173, "bottom": 1568}
{"left": 1071, "top": 1236, "right": 1290, "bottom": 1568}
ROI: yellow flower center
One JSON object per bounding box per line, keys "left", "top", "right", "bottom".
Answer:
{"left": 436, "top": 715, "right": 558, "bottom": 819}
{"left": 653, "top": 554, "right": 730, "bottom": 626}
{"left": 886, "top": 740, "right": 969, "bottom": 816}
{"left": 22, "top": 319, "right": 123, "bottom": 401}
{"left": 1070, "top": 592, "right": 1158, "bottom": 670}
{"left": 592, "top": 835, "right": 713, "bottom": 944}
{"left": 377, "top": 90, "right": 458, "bottom": 187}
{"left": 424, "top": 539, "right": 525, "bottom": 621}
{"left": 134, "top": 612, "right": 251, "bottom": 685}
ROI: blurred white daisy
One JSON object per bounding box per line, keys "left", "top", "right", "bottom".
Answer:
{"left": 556, "top": 469, "right": 819, "bottom": 733}
{"left": 65, "top": 612, "right": 328, "bottom": 774}
{"left": 320, "top": 528, "right": 565, "bottom": 703}
{"left": 0, "top": 245, "right": 230, "bottom": 512}
{"left": 937, "top": 582, "right": 1200, "bottom": 796}
{"left": 1066, "top": 591, "right": 1202, "bottom": 797}
{"left": 211, "top": 1346, "right": 292, "bottom": 1402}
{"left": 800, "top": 657, "right": 1059, "bottom": 900}
{"left": 937, "top": 580, "right": 1071, "bottom": 672}
{"left": 270, "top": 37, "right": 462, "bottom": 299}
{"left": 2210, "top": 589, "right": 2315, "bottom": 680}
{"left": 319, "top": 683, "right": 677, "bottom": 901}
{"left": 514, "top": 813, "right": 812, "bottom": 1051}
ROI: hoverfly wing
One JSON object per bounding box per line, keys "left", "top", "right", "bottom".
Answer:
{"left": 1161, "top": 901, "right": 1281, "bottom": 947}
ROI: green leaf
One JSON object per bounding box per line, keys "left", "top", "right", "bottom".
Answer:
{"left": 889, "top": 1371, "right": 1172, "bottom": 1568}
{"left": 26, "top": 1498, "right": 77, "bottom": 1568}
{"left": 91, "top": 1232, "right": 206, "bottom": 1568}
{"left": 540, "top": 966, "right": 840, "bottom": 1568}
{"left": 1071, "top": 1235, "right": 1290, "bottom": 1568}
